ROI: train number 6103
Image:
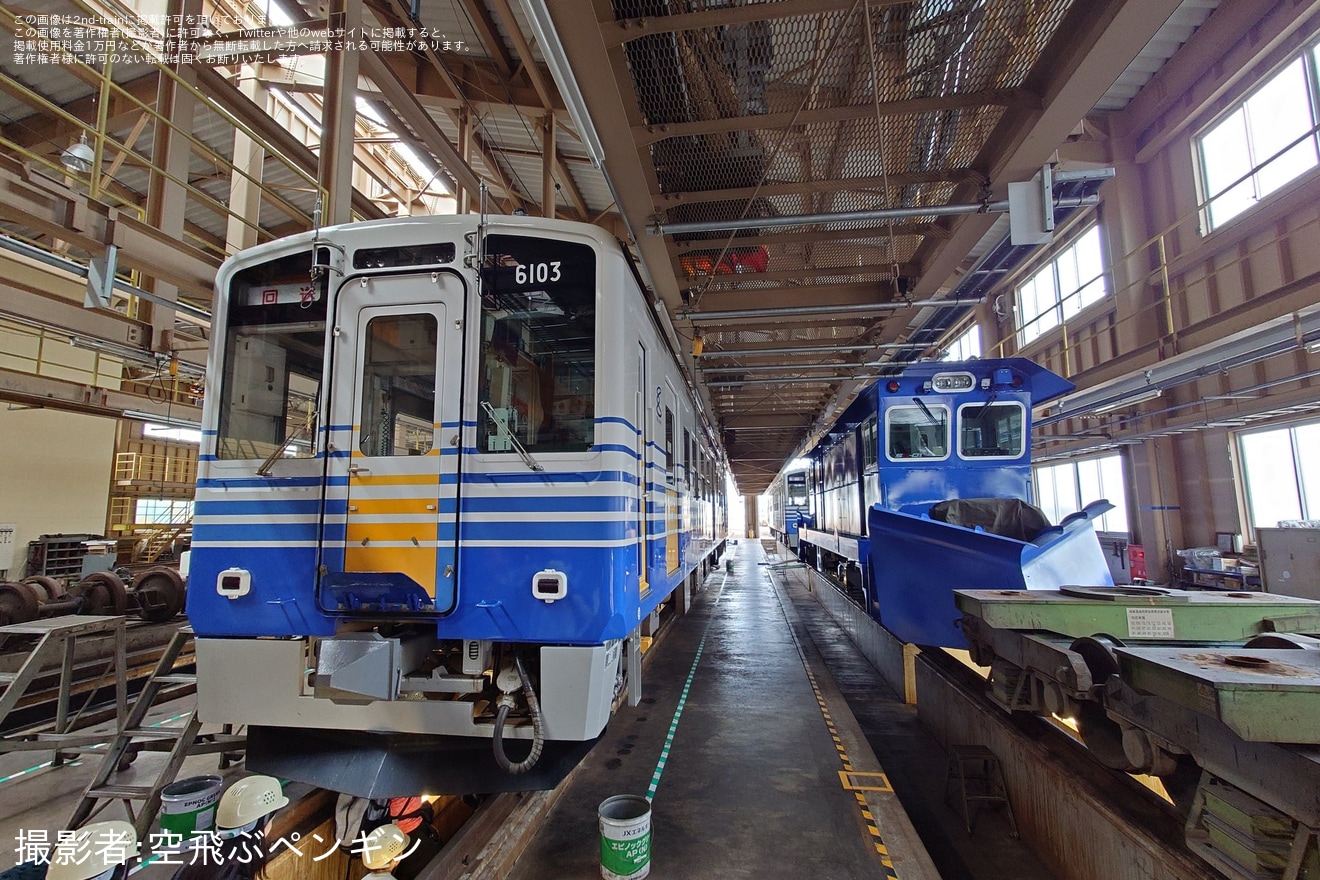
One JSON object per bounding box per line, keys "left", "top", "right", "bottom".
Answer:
{"left": 515, "top": 261, "right": 561, "bottom": 284}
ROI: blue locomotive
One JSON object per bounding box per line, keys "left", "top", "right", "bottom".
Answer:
{"left": 772, "top": 358, "right": 1114, "bottom": 648}
{"left": 764, "top": 465, "right": 809, "bottom": 552}
{"left": 187, "top": 214, "right": 727, "bottom": 795}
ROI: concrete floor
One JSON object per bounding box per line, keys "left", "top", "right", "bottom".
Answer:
{"left": 508, "top": 538, "right": 1054, "bottom": 880}
{"left": 781, "top": 561, "right": 1057, "bottom": 880}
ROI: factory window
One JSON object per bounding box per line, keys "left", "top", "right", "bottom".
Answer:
{"left": 1237, "top": 420, "right": 1320, "bottom": 535}
{"left": 944, "top": 323, "right": 982, "bottom": 361}
{"left": 1196, "top": 43, "right": 1320, "bottom": 232}
{"left": 478, "top": 235, "right": 596, "bottom": 453}
{"left": 143, "top": 423, "right": 201, "bottom": 444}
{"left": 1014, "top": 225, "right": 1107, "bottom": 347}
{"left": 135, "top": 498, "right": 194, "bottom": 526}
{"left": 1034, "top": 453, "right": 1128, "bottom": 535}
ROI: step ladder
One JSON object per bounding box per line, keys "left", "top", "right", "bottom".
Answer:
{"left": 944, "top": 744, "right": 1019, "bottom": 838}
{"left": 0, "top": 616, "right": 128, "bottom": 765}
{"left": 67, "top": 626, "right": 246, "bottom": 847}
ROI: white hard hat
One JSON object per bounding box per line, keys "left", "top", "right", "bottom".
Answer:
{"left": 47, "top": 821, "right": 138, "bottom": 880}
{"left": 216, "top": 775, "right": 289, "bottom": 838}
{"left": 361, "top": 824, "right": 409, "bottom": 870}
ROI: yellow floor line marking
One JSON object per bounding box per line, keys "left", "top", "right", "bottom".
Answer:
{"left": 771, "top": 572, "right": 902, "bottom": 878}
{"left": 840, "top": 770, "right": 894, "bottom": 792}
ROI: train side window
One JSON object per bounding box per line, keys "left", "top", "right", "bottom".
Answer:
{"left": 665, "top": 408, "right": 675, "bottom": 483}
{"left": 885, "top": 404, "right": 950, "bottom": 461}
{"left": 358, "top": 314, "right": 437, "bottom": 456}
{"left": 861, "top": 415, "right": 879, "bottom": 472}
{"left": 958, "top": 401, "right": 1025, "bottom": 459}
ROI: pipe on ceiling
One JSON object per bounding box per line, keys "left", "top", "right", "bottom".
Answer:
{"left": 650, "top": 195, "right": 1099, "bottom": 236}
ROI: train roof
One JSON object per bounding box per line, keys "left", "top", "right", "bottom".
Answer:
{"left": 882, "top": 357, "right": 1075, "bottom": 405}
{"left": 816, "top": 357, "right": 1075, "bottom": 448}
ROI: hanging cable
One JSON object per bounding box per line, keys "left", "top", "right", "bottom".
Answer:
{"left": 491, "top": 656, "right": 545, "bottom": 774}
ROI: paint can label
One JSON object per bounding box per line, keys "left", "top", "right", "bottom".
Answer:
{"left": 599, "top": 795, "right": 651, "bottom": 880}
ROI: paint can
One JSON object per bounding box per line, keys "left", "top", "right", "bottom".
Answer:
{"left": 159, "top": 775, "right": 224, "bottom": 838}
{"left": 598, "top": 794, "right": 651, "bottom": 880}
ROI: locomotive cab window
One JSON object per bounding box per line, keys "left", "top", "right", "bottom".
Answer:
{"left": 217, "top": 250, "right": 328, "bottom": 461}
{"left": 885, "top": 404, "right": 949, "bottom": 461}
{"left": 957, "top": 401, "right": 1025, "bottom": 459}
{"left": 478, "top": 235, "right": 596, "bottom": 453}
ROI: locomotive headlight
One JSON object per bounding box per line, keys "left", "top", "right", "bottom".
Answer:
{"left": 217, "top": 567, "right": 251, "bottom": 600}
{"left": 532, "top": 569, "right": 568, "bottom": 603}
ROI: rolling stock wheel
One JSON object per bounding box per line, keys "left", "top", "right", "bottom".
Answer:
{"left": 22, "top": 575, "right": 66, "bottom": 602}
{"left": 0, "top": 581, "right": 40, "bottom": 625}
{"left": 1244, "top": 633, "right": 1318, "bottom": 650}
{"left": 1068, "top": 634, "right": 1135, "bottom": 772}
{"left": 131, "top": 567, "right": 186, "bottom": 622}
{"left": 73, "top": 571, "right": 130, "bottom": 616}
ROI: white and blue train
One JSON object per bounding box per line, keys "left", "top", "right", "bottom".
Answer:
{"left": 770, "top": 358, "right": 1115, "bottom": 649}
{"left": 187, "top": 214, "right": 728, "bottom": 795}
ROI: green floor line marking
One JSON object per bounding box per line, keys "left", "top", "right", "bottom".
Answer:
{"left": 646, "top": 572, "right": 727, "bottom": 802}
{"left": 0, "top": 760, "right": 54, "bottom": 784}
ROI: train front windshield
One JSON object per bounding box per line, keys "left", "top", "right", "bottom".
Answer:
{"left": 959, "top": 401, "right": 1025, "bottom": 458}
{"left": 216, "top": 251, "right": 328, "bottom": 461}
{"left": 478, "top": 235, "right": 596, "bottom": 453}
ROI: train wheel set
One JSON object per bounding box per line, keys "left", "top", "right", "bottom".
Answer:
{"left": 0, "top": 566, "right": 186, "bottom": 627}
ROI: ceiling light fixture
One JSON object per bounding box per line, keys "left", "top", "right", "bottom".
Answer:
{"left": 1094, "top": 388, "right": 1162, "bottom": 414}
{"left": 60, "top": 134, "right": 93, "bottom": 174}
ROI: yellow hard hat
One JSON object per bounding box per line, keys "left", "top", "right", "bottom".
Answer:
{"left": 47, "top": 821, "right": 138, "bottom": 880}
{"left": 216, "top": 775, "right": 289, "bottom": 838}
{"left": 361, "top": 824, "right": 409, "bottom": 870}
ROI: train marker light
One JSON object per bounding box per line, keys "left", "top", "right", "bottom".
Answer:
{"left": 532, "top": 569, "right": 568, "bottom": 603}
{"left": 217, "top": 568, "right": 251, "bottom": 600}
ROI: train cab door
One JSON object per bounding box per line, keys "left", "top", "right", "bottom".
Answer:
{"left": 321, "top": 272, "right": 465, "bottom": 615}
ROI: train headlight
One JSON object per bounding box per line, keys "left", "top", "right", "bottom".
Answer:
{"left": 532, "top": 569, "right": 568, "bottom": 604}
{"left": 217, "top": 567, "right": 251, "bottom": 600}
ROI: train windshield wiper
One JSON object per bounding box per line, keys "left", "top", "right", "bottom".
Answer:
{"left": 913, "top": 397, "right": 940, "bottom": 425}
{"left": 258, "top": 410, "right": 316, "bottom": 476}
{"left": 480, "top": 400, "right": 544, "bottom": 472}
{"left": 968, "top": 392, "right": 998, "bottom": 422}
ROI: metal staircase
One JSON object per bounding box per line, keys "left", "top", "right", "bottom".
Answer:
{"left": 68, "top": 627, "right": 245, "bottom": 846}
{"left": 0, "top": 616, "right": 128, "bottom": 765}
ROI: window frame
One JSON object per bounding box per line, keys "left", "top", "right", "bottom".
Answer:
{"left": 955, "top": 400, "right": 1026, "bottom": 461}
{"left": 1013, "top": 224, "right": 1108, "bottom": 348}
{"left": 1032, "top": 452, "right": 1129, "bottom": 536}
{"left": 883, "top": 403, "right": 951, "bottom": 463}
{"left": 1194, "top": 39, "right": 1320, "bottom": 235}
{"left": 1234, "top": 418, "right": 1320, "bottom": 540}
{"left": 944, "top": 323, "right": 982, "bottom": 361}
